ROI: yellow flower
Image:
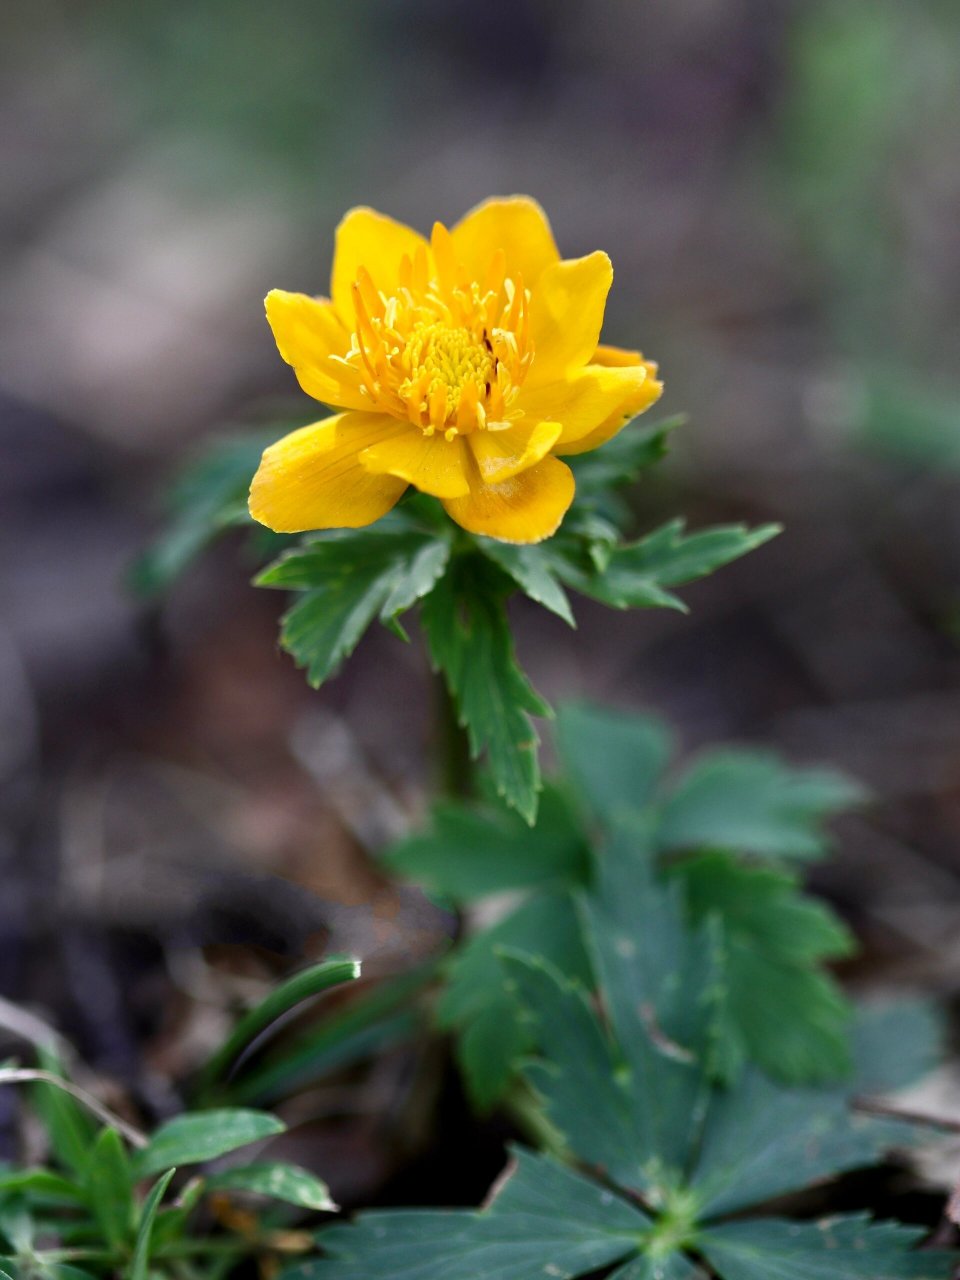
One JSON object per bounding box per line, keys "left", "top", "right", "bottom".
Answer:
{"left": 249, "top": 197, "right": 662, "bottom": 544}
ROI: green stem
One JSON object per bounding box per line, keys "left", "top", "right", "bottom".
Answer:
{"left": 434, "top": 671, "right": 473, "bottom": 801}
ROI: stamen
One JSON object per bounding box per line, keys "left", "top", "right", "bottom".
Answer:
{"left": 341, "top": 239, "right": 534, "bottom": 438}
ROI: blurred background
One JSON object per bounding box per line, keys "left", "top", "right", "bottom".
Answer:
{"left": 2, "top": 0, "right": 960, "bottom": 1205}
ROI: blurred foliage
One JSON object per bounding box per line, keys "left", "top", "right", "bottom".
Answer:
{"left": 0, "top": 960, "right": 357, "bottom": 1277}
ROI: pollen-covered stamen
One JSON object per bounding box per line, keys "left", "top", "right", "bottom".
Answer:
{"left": 339, "top": 230, "right": 535, "bottom": 437}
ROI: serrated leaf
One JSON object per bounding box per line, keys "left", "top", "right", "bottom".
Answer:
{"left": 574, "top": 828, "right": 724, "bottom": 1194}
{"left": 669, "top": 852, "right": 854, "bottom": 1084}
{"left": 258, "top": 530, "right": 451, "bottom": 687}
{"left": 658, "top": 751, "right": 864, "bottom": 860}
{"left": 84, "top": 1128, "right": 134, "bottom": 1250}
{"left": 439, "top": 892, "right": 592, "bottom": 1111}
{"left": 206, "top": 1161, "right": 336, "bottom": 1211}
{"left": 134, "top": 1109, "right": 285, "bottom": 1178}
{"left": 421, "top": 555, "right": 550, "bottom": 823}
{"left": 699, "top": 1216, "right": 951, "bottom": 1280}
{"left": 549, "top": 519, "right": 781, "bottom": 611}
{"left": 382, "top": 785, "right": 589, "bottom": 902}
{"left": 131, "top": 1167, "right": 175, "bottom": 1280}
{"left": 295, "top": 1148, "right": 650, "bottom": 1280}
{"left": 504, "top": 952, "right": 668, "bottom": 1197}
{"left": 476, "top": 540, "right": 575, "bottom": 625}
{"left": 556, "top": 703, "right": 673, "bottom": 824}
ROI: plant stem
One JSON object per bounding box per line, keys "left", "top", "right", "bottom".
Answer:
{"left": 433, "top": 671, "right": 473, "bottom": 801}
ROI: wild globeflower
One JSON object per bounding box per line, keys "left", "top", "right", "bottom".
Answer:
{"left": 250, "top": 197, "right": 662, "bottom": 544}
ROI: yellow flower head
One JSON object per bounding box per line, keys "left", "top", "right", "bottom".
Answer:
{"left": 250, "top": 197, "right": 662, "bottom": 544}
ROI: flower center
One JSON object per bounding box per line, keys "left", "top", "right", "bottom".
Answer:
{"left": 399, "top": 322, "right": 495, "bottom": 428}
{"left": 331, "top": 224, "right": 534, "bottom": 440}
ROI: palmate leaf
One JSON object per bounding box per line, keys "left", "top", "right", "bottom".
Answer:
{"left": 258, "top": 529, "right": 451, "bottom": 686}
{"left": 554, "top": 704, "right": 861, "bottom": 1085}
{"left": 421, "top": 555, "right": 550, "bottom": 823}
{"left": 286, "top": 1147, "right": 651, "bottom": 1280}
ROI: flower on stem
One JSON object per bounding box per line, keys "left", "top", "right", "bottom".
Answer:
{"left": 250, "top": 198, "right": 662, "bottom": 544}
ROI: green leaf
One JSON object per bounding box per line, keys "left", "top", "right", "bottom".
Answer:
{"left": 658, "top": 750, "right": 864, "bottom": 860}
{"left": 549, "top": 519, "right": 781, "bottom": 612}
{"left": 699, "top": 1216, "right": 952, "bottom": 1279}
{"left": 476, "top": 541, "right": 575, "bottom": 626}
{"left": 130, "top": 428, "right": 285, "bottom": 595}
{"left": 687, "top": 1067, "right": 915, "bottom": 1220}
{"left": 258, "top": 529, "right": 451, "bottom": 685}
{"left": 134, "top": 1109, "right": 285, "bottom": 1178}
{"left": 206, "top": 1161, "right": 336, "bottom": 1211}
{"left": 556, "top": 703, "right": 673, "bottom": 824}
{"left": 568, "top": 828, "right": 723, "bottom": 1195}
{"left": 131, "top": 1168, "right": 176, "bottom": 1280}
{"left": 226, "top": 964, "right": 436, "bottom": 1107}
{"left": 439, "top": 892, "right": 592, "bottom": 1111}
{"left": 84, "top": 1128, "right": 134, "bottom": 1250}
{"left": 421, "top": 555, "right": 550, "bottom": 823}
{"left": 608, "top": 1255, "right": 705, "bottom": 1280}
{"left": 297, "top": 1148, "right": 650, "bottom": 1280}
{"left": 854, "top": 1000, "right": 945, "bottom": 1094}
{"left": 507, "top": 831, "right": 919, "bottom": 1217}
{"left": 196, "top": 956, "right": 360, "bottom": 1096}
{"left": 30, "top": 1051, "right": 97, "bottom": 1179}
{"left": 383, "top": 785, "right": 590, "bottom": 901}
{"left": 0, "top": 1169, "right": 85, "bottom": 1205}
{"left": 504, "top": 952, "right": 668, "bottom": 1198}
{"left": 669, "top": 852, "right": 855, "bottom": 1083}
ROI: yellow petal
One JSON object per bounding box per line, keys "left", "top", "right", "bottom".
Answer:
{"left": 467, "top": 420, "right": 562, "bottom": 484}
{"left": 518, "top": 361, "right": 663, "bottom": 456}
{"left": 592, "top": 344, "right": 654, "bottom": 369}
{"left": 442, "top": 455, "right": 575, "bottom": 544}
{"left": 527, "top": 251, "right": 613, "bottom": 386}
{"left": 450, "top": 196, "right": 559, "bottom": 287}
{"left": 249, "top": 413, "right": 408, "bottom": 533}
{"left": 360, "top": 429, "right": 470, "bottom": 499}
{"left": 265, "top": 290, "right": 369, "bottom": 410}
{"left": 331, "top": 207, "right": 428, "bottom": 322}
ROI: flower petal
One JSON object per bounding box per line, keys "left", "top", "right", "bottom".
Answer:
{"left": 331, "top": 207, "right": 428, "bottom": 322}
{"left": 591, "top": 344, "right": 651, "bottom": 368}
{"left": 249, "top": 412, "right": 408, "bottom": 533}
{"left": 442, "top": 455, "right": 575, "bottom": 544}
{"left": 467, "top": 420, "right": 562, "bottom": 484}
{"left": 360, "top": 429, "right": 470, "bottom": 499}
{"left": 265, "top": 290, "right": 369, "bottom": 410}
{"left": 518, "top": 360, "right": 663, "bottom": 456}
{"left": 527, "top": 251, "right": 613, "bottom": 386}
{"left": 450, "top": 196, "right": 560, "bottom": 287}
